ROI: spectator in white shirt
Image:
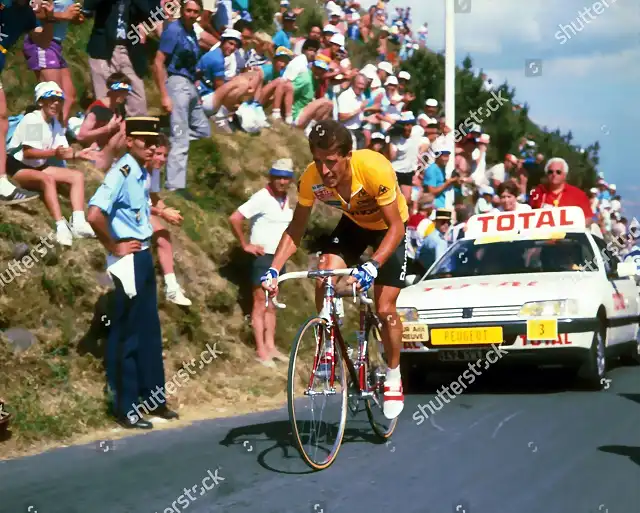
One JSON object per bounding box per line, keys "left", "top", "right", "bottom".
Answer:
{"left": 337, "top": 73, "right": 368, "bottom": 149}
{"left": 611, "top": 194, "right": 622, "bottom": 213}
{"left": 7, "top": 82, "right": 96, "bottom": 246}
{"left": 485, "top": 153, "right": 518, "bottom": 189}
{"left": 475, "top": 185, "right": 495, "bottom": 214}
{"left": 228, "top": 159, "right": 295, "bottom": 367}
{"left": 390, "top": 111, "right": 421, "bottom": 204}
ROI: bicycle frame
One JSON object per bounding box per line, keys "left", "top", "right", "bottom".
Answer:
{"left": 311, "top": 275, "right": 380, "bottom": 399}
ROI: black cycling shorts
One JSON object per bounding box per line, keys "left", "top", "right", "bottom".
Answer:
{"left": 318, "top": 215, "right": 409, "bottom": 289}
{"left": 395, "top": 171, "right": 413, "bottom": 187}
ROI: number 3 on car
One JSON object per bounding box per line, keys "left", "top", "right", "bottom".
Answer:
{"left": 526, "top": 319, "right": 558, "bottom": 341}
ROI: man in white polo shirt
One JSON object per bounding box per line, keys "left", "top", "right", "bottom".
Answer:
{"left": 228, "top": 159, "right": 294, "bottom": 367}
{"left": 338, "top": 73, "right": 368, "bottom": 149}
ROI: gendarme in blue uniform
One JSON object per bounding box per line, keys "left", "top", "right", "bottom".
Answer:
{"left": 88, "top": 119, "right": 167, "bottom": 425}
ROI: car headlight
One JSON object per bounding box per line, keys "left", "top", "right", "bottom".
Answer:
{"left": 519, "top": 300, "right": 579, "bottom": 317}
{"left": 397, "top": 307, "right": 419, "bottom": 323}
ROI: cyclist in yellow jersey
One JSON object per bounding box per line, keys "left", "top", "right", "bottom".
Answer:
{"left": 262, "top": 120, "right": 409, "bottom": 420}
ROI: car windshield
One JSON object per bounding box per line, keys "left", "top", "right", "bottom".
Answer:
{"left": 424, "top": 233, "right": 597, "bottom": 280}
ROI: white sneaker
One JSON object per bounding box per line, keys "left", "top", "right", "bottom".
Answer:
{"left": 165, "top": 286, "right": 192, "bottom": 306}
{"left": 71, "top": 220, "right": 96, "bottom": 239}
{"left": 56, "top": 225, "right": 73, "bottom": 246}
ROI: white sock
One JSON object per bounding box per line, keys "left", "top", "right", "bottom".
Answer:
{"left": 0, "top": 176, "right": 16, "bottom": 196}
{"left": 72, "top": 211, "right": 86, "bottom": 225}
{"left": 272, "top": 109, "right": 281, "bottom": 119}
{"left": 386, "top": 365, "right": 401, "bottom": 385}
{"left": 285, "top": 115, "right": 293, "bottom": 124}
{"left": 164, "top": 273, "right": 178, "bottom": 290}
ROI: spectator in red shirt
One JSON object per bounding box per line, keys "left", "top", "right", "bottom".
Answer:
{"left": 529, "top": 157, "right": 593, "bottom": 221}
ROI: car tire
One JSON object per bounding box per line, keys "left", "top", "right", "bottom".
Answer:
{"left": 577, "top": 324, "right": 607, "bottom": 390}
{"left": 619, "top": 327, "right": 640, "bottom": 366}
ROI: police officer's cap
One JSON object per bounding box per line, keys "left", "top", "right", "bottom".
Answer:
{"left": 126, "top": 117, "right": 160, "bottom": 137}
{"left": 434, "top": 209, "right": 453, "bottom": 221}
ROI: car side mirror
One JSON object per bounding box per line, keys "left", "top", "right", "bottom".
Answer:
{"left": 404, "top": 274, "right": 420, "bottom": 286}
{"left": 616, "top": 261, "right": 637, "bottom": 279}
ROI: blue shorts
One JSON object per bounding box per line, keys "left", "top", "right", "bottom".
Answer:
{"left": 252, "top": 254, "right": 287, "bottom": 287}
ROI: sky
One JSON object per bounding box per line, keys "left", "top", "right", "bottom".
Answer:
{"left": 362, "top": 0, "right": 640, "bottom": 217}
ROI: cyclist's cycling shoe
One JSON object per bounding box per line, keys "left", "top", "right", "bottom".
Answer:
{"left": 383, "top": 380, "right": 404, "bottom": 419}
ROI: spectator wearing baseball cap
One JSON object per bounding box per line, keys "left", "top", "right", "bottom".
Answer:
{"left": 229, "top": 159, "right": 295, "bottom": 367}
{"left": 274, "top": 11, "right": 297, "bottom": 50}
{"left": 273, "top": 0, "right": 291, "bottom": 31}
{"left": 290, "top": 57, "right": 333, "bottom": 132}
{"left": 390, "top": 111, "right": 422, "bottom": 204}
{"left": 378, "top": 26, "right": 390, "bottom": 60}
{"left": 424, "top": 98, "right": 439, "bottom": 118}
{"left": 529, "top": 157, "right": 593, "bottom": 221}
{"left": 368, "top": 132, "right": 391, "bottom": 158}
{"left": 423, "top": 140, "right": 457, "bottom": 209}
{"left": 196, "top": 29, "right": 263, "bottom": 133}
{"left": 475, "top": 185, "right": 495, "bottom": 214}
{"left": 347, "top": 11, "right": 361, "bottom": 41}
{"left": 7, "top": 82, "right": 97, "bottom": 246}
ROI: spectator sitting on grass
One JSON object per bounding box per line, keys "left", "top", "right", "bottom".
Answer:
{"left": 259, "top": 46, "right": 294, "bottom": 120}
{"left": 147, "top": 134, "right": 192, "bottom": 306}
{"left": 77, "top": 72, "right": 130, "bottom": 171}
{"left": 6, "top": 82, "right": 97, "bottom": 246}
{"left": 291, "top": 57, "right": 333, "bottom": 133}
{"left": 197, "top": 29, "right": 263, "bottom": 131}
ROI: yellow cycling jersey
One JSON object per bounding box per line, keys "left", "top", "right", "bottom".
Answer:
{"left": 297, "top": 149, "right": 409, "bottom": 231}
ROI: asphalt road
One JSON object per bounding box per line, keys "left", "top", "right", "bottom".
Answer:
{"left": 1, "top": 364, "right": 639, "bottom": 513}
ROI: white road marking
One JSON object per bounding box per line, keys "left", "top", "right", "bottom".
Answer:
{"left": 491, "top": 411, "right": 522, "bottom": 439}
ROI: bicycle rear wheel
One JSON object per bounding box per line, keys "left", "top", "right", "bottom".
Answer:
{"left": 287, "top": 316, "right": 348, "bottom": 470}
{"left": 365, "top": 321, "right": 399, "bottom": 439}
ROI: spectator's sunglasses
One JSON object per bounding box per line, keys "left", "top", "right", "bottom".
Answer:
{"left": 547, "top": 169, "right": 564, "bottom": 175}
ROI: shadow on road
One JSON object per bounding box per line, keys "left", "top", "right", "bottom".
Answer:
{"left": 618, "top": 393, "right": 640, "bottom": 406}
{"left": 219, "top": 417, "right": 380, "bottom": 474}
{"left": 405, "top": 367, "right": 576, "bottom": 396}
{"left": 598, "top": 445, "right": 640, "bottom": 467}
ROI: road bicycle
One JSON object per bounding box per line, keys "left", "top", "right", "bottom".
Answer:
{"left": 265, "top": 268, "right": 398, "bottom": 471}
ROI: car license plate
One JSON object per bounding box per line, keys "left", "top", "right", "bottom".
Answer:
{"left": 438, "top": 349, "right": 487, "bottom": 362}
{"left": 402, "top": 323, "right": 429, "bottom": 342}
{"left": 526, "top": 319, "right": 558, "bottom": 341}
{"left": 430, "top": 327, "right": 503, "bottom": 346}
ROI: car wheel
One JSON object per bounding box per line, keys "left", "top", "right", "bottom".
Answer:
{"left": 577, "top": 324, "right": 607, "bottom": 390}
{"left": 619, "top": 326, "right": 640, "bottom": 366}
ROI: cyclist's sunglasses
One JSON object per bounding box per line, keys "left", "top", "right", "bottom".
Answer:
{"left": 547, "top": 169, "right": 564, "bottom": 175}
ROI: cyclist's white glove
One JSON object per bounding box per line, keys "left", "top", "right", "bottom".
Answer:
{"left": 261, "top": 267, "right": 279, "bottom": 287}
{"left": 352, "top": 261, "right": 378, "bottom": 292}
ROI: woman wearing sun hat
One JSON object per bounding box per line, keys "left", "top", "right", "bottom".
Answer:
{"left": 7, "top": 82, "right": 97, "bottom": 246}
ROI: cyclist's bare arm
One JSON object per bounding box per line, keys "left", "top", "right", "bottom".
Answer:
{"left": 370, "top": 201, "right": 406, "bottom": 266}
{"left": 270, "top": 204, "right": 313, "bottom": 272}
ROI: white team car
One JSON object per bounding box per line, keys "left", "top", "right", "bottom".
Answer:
{"left": 397, "top": 207, "right": 640, "bottom": 389}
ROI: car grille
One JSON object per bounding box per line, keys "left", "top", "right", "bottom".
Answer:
{"left": 418, "top": 305, "right": 522, "bottom": 322}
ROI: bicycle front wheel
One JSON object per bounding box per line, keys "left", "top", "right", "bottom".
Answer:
{"left": 287, "top": 316, "right": 348, "bottom": 471}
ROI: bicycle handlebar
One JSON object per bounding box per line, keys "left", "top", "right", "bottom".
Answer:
{"left": 264, "top": 268, "right": 374, "bottom": 308}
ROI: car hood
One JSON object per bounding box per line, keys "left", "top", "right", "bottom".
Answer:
{"left": 398, "top": 272, "right": 598, "bottom": 309}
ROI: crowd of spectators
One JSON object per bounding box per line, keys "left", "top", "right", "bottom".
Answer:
{"left": 0, "top": 0, "right": 628, "bottom": 366}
